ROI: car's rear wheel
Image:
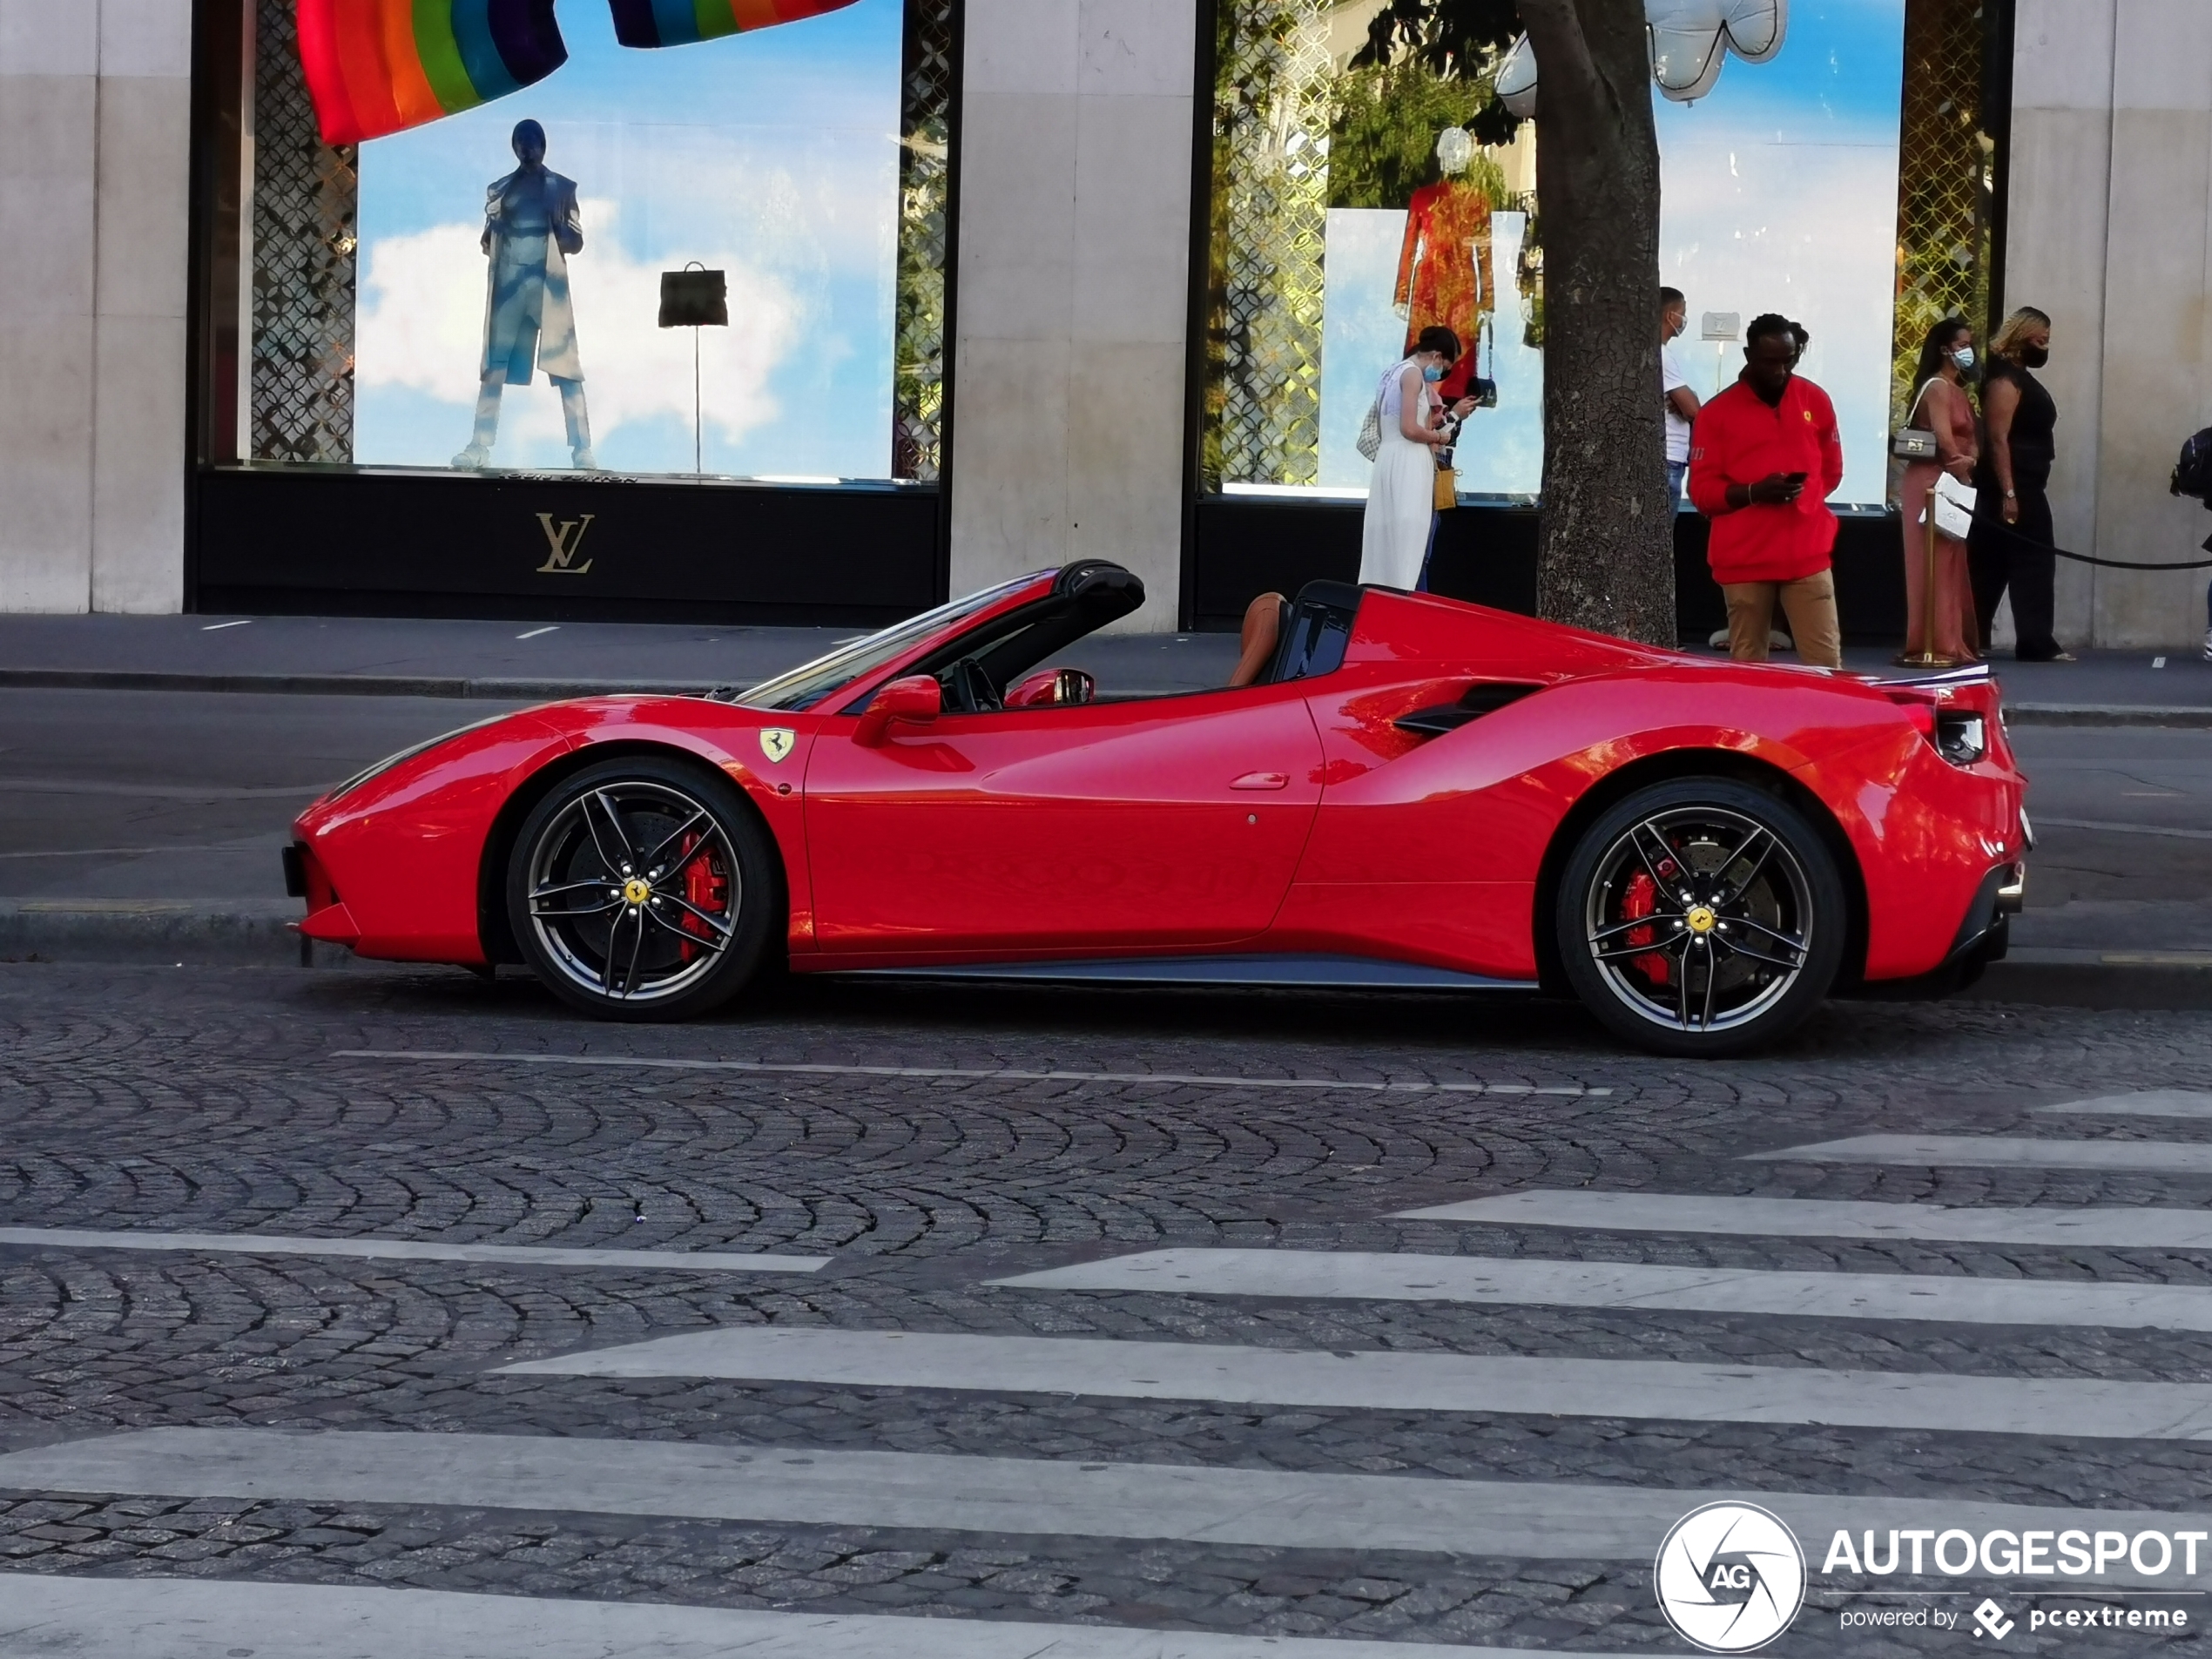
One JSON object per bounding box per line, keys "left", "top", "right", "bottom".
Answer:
{"left": 1556, "top": 778, "right": 1845, "bottom": 1057}
{"left": 506, "top": 756, "right": 777, "bottom": 1021}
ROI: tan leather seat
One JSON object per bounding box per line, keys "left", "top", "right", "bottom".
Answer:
{"left": 1227, "top": 592, "right": 1290, "bottom": 688}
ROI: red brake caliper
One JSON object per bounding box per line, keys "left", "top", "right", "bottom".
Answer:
{"left": 1621, "top": 872, "right": 1664, "bottom": 986}
{"left": 677, "top": 835, "right": 728, "bottom": 962}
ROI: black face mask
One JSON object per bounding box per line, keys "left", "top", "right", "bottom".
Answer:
{"left": 2020, "top": 344, "right": 2049, "bottom": 368}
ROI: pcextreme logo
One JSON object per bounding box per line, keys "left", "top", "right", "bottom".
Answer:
{"left": 1655, "top": 1502, "right": 1808, "bottom": 1653}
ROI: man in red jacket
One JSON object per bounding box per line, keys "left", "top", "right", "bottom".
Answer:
{"left": 1687, "top": 314, "right": 1845, "bottom": 667}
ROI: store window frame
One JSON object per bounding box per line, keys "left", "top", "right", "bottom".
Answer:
{"left": 1176, "top": 0, "right": 2016, "bottom": 642}
{"left": 185, "top": 0, "right": 966, "bottom": 624}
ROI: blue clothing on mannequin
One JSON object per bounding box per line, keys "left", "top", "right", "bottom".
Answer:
{"left": 454, "top": 120, "right": 596, "bottom": 470}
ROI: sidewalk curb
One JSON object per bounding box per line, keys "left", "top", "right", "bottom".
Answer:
{"left": 6, "top": 667, "right": 2209, "bottom": 725}
{"left": 0, "top": 669, "right": 719, "bottom": 701}
{"left": 0, "top": 900, "right": 334, "bottom": 968}
{"left": 2006, "top": 702, "right": 2212, "bottom": 728}
{"left": 3, "top": 902, "right": 2207, "bottom": 1008}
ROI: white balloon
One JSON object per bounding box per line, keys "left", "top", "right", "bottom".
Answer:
{"left": 1488, "top": 0, "right": 1784, "bottom": 117}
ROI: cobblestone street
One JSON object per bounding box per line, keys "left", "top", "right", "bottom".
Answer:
{"left": 3, "top": 961, "right": 2209, "bottom": 1654}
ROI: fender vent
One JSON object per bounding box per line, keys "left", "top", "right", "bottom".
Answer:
{"left": 1393, "top": 681, "right": 1542, "bottom": 738}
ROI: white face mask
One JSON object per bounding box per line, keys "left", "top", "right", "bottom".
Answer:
{"left": 1951, "top": 346, "right": 1976, "bottom": 372}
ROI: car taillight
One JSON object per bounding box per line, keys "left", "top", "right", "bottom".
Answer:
{"left": 1935, "top": 710, "right": 1986, "bottom": 765}
{"left": 1882, "top": 685, "right": 1992, "bottom": 767}
{"left": 1883, "top": 687, "right": 1938, "bottom": 742}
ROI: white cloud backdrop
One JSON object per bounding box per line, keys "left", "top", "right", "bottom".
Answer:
{"left": 356, "top": 201, "right": 803, "bottom": 467}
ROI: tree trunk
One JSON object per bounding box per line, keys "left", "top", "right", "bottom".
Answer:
{"left": 1521, "top": 0, "right": 1673, "bottom": 644}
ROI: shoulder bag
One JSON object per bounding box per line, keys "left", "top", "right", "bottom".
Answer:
{"left": 1892, "top": 380, "right": 1939, "bottom": 460}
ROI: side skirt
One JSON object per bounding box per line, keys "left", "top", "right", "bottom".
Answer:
{"left": 821, "top": 954, "right": 1541, "bottom": 992}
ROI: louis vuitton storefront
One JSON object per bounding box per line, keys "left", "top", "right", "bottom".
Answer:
{"left": 187, "top": 0, "right": 956, "bottom": 623}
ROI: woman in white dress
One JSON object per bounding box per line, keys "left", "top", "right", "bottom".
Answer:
{"left": 1359, "top": 327, "right": 1475, "bottom": 589}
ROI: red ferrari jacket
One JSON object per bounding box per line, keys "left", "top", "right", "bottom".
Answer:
{"left": 1688, "top": 374, "right": 1844, "bottom": 583}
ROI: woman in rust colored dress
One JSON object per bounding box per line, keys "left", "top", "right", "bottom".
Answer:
{"left": 1898, "top": 318, "right": 1980, "bottom": 664}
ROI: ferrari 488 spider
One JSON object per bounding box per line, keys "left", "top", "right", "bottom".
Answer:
{"left": 286, "top": 563, "right": 2027, "bottom": 1055}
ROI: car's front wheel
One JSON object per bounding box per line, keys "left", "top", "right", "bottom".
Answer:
{"left": 506, "top": 756, "right": 778, "bottom": 1021}
{"left": 1556, "top": 778, "right": 1846, "bottom": 1057}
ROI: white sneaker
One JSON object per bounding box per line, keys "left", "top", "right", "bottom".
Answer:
{"left": 452, "top": 444, "right": 489, "bottom": 469}
{"left": 2203, "top": 625, "right": 2211, "bottom": 663}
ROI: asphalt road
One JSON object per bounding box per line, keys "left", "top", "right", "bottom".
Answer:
{"left": 3, "top": 961, "right": 2211, "bottom": 1654}
{"left": 0, "top": 688, "right": 2204, "bottom": 959}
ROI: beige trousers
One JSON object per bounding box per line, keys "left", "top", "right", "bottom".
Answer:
{"left": 1722, "top": 570, "right": 1843, "bottom": 669}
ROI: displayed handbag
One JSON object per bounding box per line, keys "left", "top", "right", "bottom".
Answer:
{"left": 1892, "top": 380, "right": 1939, "bottom": 460}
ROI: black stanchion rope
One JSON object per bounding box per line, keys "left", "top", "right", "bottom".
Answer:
{"left": 1970, "top": 512, "right": 2212, "bottom": 571}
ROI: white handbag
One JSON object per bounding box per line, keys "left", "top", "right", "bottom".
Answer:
{"left": 1923, "top": 473, "right": 1978, "bottom": 539}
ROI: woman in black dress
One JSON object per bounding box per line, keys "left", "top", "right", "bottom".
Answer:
{"left": 1970, "top": 307, "right": 2070, "bottom": 660}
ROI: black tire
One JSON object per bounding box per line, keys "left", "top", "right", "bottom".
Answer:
{"left": 505, "top": 755, "right": 779, "bottom": 1022}
{"left": 1555, "top": 777, "right": 1846, "bottom": 1057}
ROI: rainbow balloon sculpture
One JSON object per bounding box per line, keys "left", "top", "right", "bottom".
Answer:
{"left": 295, "top": 0, "right": 860, "bottom": 145}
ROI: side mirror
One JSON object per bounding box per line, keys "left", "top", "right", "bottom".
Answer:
{"left": 854, "top": 673, "right": 941, "bottom": 745}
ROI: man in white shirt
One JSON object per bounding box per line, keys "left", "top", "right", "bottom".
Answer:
{"left": 1660, "top": 287, "right": 1699, "bottom": 501}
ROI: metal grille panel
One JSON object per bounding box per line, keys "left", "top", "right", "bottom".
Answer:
{"left": 1891, "top": 0, "right": 1994, "bottom": 431}
{"left": 1203, "top": 0, "right": 1332, "bottom": 490}
{"left": 250, "top": 0, "right": 358, "bottom": 464}
{"left": 893, "top": 0, "right": 954, "bottom": 482}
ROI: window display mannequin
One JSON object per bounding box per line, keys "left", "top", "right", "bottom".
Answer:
{"left": 1393, "top": 127, "right": 1496, "bottom": 404}
{"left": 453, "top": 119, "right": 596, "bottom": 471}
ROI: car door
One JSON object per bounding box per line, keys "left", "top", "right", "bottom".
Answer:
{"left": 803, "top": 684, "right": 1325, "bottom": 954}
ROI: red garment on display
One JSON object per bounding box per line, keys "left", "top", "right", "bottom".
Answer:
{"left": 1394, "top": 179, "right": 1496, "bottom": 402}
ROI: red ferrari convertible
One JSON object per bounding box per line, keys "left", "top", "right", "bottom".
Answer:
{"left": 285, "top": 563, "right": 2027, "bottom": 1055}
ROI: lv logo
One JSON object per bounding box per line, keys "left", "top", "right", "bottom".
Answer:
{"left": 535, "top": 512, "right": 597, "bottom": 575}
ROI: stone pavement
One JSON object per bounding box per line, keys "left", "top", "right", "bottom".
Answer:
{"left": 1, "top": 962, "right": 2210, "bottom": 1653}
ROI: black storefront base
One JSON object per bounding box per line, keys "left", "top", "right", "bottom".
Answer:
{"left": 193, "top": 466, "right": 944, "bottom": 626}
{"left": 1192, "top": 496, "right": 1907, "bottom": 646}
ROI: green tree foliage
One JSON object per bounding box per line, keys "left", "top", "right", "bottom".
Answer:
{"left": 1327, "top": 62, "right": 1509, "bottom": 211}
{"left": 1352, "top": 0, "right": 1527, "bottom": 145}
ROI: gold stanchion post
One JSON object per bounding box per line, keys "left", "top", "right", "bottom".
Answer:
{"left": 1899, "top": 481, "right": 1958, "bottom": 667}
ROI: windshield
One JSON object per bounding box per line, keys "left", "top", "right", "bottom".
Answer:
{"left": 739, "top": 573, "right": 1046, "bottom": 712}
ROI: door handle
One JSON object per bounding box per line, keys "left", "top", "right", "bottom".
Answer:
{"left": 1230, "top": 771, "right": 1290, "bottom": 791}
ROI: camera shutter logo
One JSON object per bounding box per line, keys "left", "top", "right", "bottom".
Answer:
{"left": 1655, "top": 1501, "right": 1806, "bottom": 1653}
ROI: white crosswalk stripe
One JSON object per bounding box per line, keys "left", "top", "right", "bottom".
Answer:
{"left": 992, "top": 1246, "right": 2212, "bottom": 1331}
{"left": 496, "top": 1325, "right": 2212, "bottom": 1440}
{"left": 2033, "top": 1089, "right": 2212, "bottom": 1119}
{"left": 0, "top": 1428, "right": 2202, "bottom": 1585}
{"left": 0, "top": 1576, "right": 1591, "bottom": 1658}
{"left": 13, "top": 1114, "right": 2212, "bottom": 1650}
{"left": 1744, "top": 1134, "right": 2212, "bottom": 1172}
{"left": 1393, "top": 1189, "right": 2212, "bottom": 1246}
{"left": 0, "top": 1226, "right": 827, "bottom": 1273}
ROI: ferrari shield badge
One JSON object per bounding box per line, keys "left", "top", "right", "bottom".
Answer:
{"left": 759, "top": 728, "right": 796, "bottom": 764}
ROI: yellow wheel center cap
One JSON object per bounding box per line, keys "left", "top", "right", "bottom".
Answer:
{"left": 1685, "top": 906, "right": 1716, "bottom": 934}
{"left": 622, "top": 876, "right": 653, "bottom": 906}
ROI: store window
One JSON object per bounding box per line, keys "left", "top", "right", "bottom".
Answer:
{"left": 234, "top": 0, "right": 950, "bottom": 485}
{"left": 1201, "top": 0, "right": 1912, "bottom": 509}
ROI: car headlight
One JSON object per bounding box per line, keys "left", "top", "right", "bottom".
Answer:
{"left": 323, "top": 713, "right": 512, "bottom": 805}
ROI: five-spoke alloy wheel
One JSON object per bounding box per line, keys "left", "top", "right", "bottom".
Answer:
{"left": 506, "top": 757, "right": 776, "bottom": 1020}
{"left": 1556, "top": 778, "right": 1845, "bottom": 1056}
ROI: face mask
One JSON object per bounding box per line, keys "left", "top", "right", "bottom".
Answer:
{"left": 2020, "top": 344, "right": 2049, "bottom": 368}
{"left": 1421, "top": 364, "right": 1447, "bottom": 382}
{"left": 1951, "top": 347, "right": 1976, "bottom": 372}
